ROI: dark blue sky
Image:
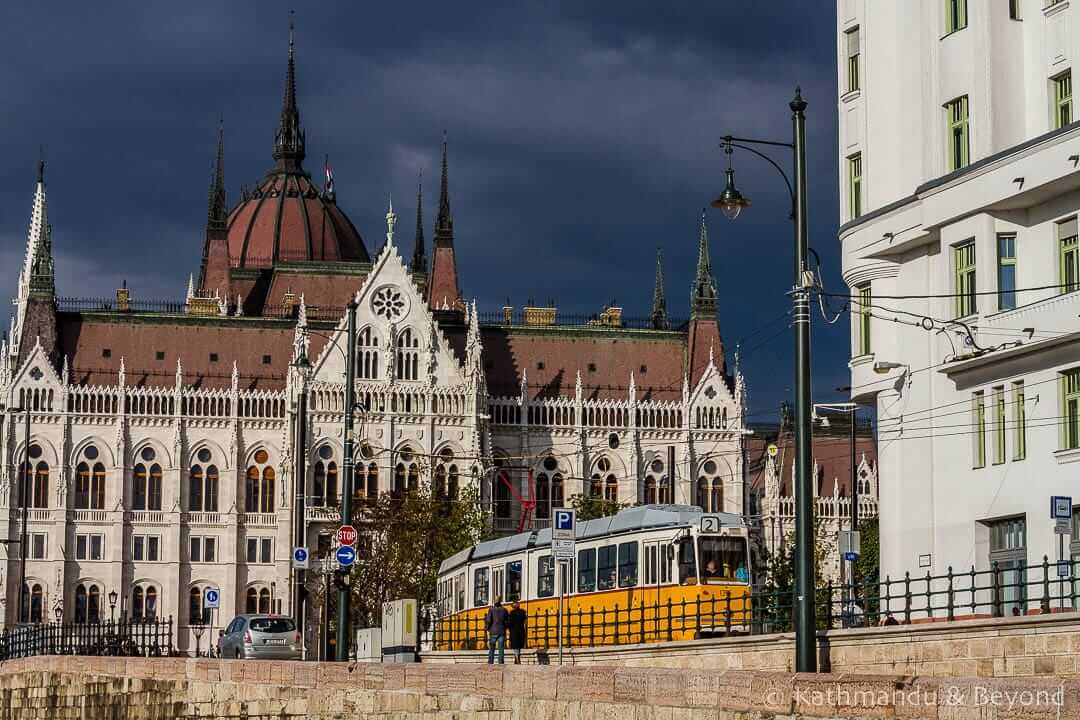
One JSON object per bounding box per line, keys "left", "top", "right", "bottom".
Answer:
{"left": 0, "top": 2, "right": 848, "bottom": 418}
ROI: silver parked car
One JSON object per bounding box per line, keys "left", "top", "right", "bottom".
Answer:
{"left": 219, "top": 614, "right": 301, "bottom": 660}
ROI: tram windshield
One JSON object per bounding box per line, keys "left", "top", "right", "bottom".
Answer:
{"left": 698, "top": 536, "right": 749, "bottom": 583}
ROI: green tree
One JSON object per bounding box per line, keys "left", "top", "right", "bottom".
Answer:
{"left": 852, "top": 517, "right": 880, "bottom": 620}
{"left": 568, "top": 492, "right": 629, "bottom": 522}
{"left": 758, "top": 519, "right": 836, "bottom": 631}
{"left": 348, "top": 486, "right": 487, "bottom": 628}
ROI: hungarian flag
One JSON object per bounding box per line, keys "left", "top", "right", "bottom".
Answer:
{"left": 324, "top": 156, "right": 335, "bottom": 195}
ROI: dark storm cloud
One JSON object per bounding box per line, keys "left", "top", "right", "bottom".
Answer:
{"left": 0, "top": 1, "right": 847, "bottom": 415}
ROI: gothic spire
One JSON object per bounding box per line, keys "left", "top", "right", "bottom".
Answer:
{"left": 411, "top": 173, "right": 427, "bottom": 273}
{"left": 651, "top": 247, "right": 669, "bottom": 330}
{"left": 690, "top": 209, "right": 717, "bottom": 318}
{"left": 21, "top": 161, "right": 54, "bottom": 299}
{"left": 272, "top": 17, "right": 305, "bottom": 171}
{"left": 434, "top": 134, "right": 453, "bottom": 247}
{"left": 207, "top": 120, "right": 227, "bottom": 229}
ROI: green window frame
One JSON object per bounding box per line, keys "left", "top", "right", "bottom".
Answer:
{"left": 1012, "top": 381, "right": 1026, "bottom": 461}
{"left": 973, "top": 390, "right": 986, "bottom": 468}
{"left": 1060, "top": 217, "right": 1078, "bottom": 294}
{"left": 1063, "top": 369, "right": 1080, "bottom": 451}
{"left": 856, "top": 284, "right": 872, "bottom": 355}
{"left": 848, "top": 153, "right": 863, "bottom": 220}
{"left": 946, "top": 0, "right": 968, "bottom": 34}
{"left": 845, "top": 27, "right": 861, "bottom": 93}
{"left": 997, "top": 233, "right": 1017, "bottom": 310}
{"left": 946, "top": 96, "right": 970, "bottom": 171}
{"left": 1054, "top": 71, "right": 1072, "bottom": 130}
{"left": 992, "top": 386, "right": 1006, "bottom": 465}
{"left": 954, "top": 240, "right": 977, "bottom": 317}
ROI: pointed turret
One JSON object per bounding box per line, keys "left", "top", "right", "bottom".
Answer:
{"left": 650, "top": 247, "right": 669, "bottom": 330}
{"left": 410, "top": 174, "right": 427, "bottom": 275}
{"left": 691, "top": 210, "right": 717, "bottom": 319}
{"left": 385, "top": 194, "right": 397, "bottom": 248}
{"left": 686, "top": 211, "right": 724, "bottom": 387}
{"left": 272, "top": 18, "right": 306, "bottom": 172}
{"left": 13, "top": 161, "right": 58, "bottom": 367}
{"left": 208, "top": 121, "right": 227, "bottom": 229}
{"left": 427, "top": 136, "right": 464, "bottom": 311}
{"left": 199, "top": 122, "right": 232, "bottom": 297}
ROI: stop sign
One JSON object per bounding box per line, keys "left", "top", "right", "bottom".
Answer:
{"left": 336, "top": 525, "right": 358, "bottom": 546}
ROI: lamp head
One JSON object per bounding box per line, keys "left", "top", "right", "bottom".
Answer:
{"left": 108, "top": 589, "right": 118, "bottom": 607}
{"left": 711, "top": 168, "right": 752, "bottom": 220}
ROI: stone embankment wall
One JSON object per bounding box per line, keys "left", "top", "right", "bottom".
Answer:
{"left": 426, "top": 613, "right": 1080, "bottom": 678}
{"left": 0, "top": 656, "right": 1079, "bottom": 719}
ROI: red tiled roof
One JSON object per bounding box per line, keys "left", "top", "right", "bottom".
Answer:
{"left": 56, "top": 314, "right": 327, "bottom": 390}
{"left": 746, "top": 430, "right": 877, "bottom": 497}
{"left": 480, "top": 327, "right": 687, "bottom": 401}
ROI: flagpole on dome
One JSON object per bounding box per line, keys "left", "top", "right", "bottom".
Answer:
{"left": 324, "top": 154, "right": 335, "bottom": 202}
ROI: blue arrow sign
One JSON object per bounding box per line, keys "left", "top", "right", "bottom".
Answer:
{"left": 335, "top": 545, "right": 356, "bottom": 568}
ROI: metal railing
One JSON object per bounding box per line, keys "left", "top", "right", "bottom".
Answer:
{"left": 433, "top": 556, "right": 1080, "bottom": 651}
{"left": 0, "top": 617, "right": 174, "bottom": 660}
{"left": 476, "top": 311, "right": 686, "bottom": 330}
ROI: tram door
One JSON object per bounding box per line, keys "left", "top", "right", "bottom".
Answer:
{"left": 492, "top": 566, "right": 505, "bottom": 603}
{"left": 643, "top": 541, "right": 665, "bottom": 642}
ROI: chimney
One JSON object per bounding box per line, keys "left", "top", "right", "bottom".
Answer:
{"left": 116, "top": 282, "right": 130, "bottom": 312}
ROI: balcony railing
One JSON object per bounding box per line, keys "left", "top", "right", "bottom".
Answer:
{"left": 69, "top": 510, "right": 108, "bottom": 523}
{"left": 305, "top": 507, "right": 341, "bottom": 523}
{"left": 125, "top": 511, "right": 167, "bottom": 525}
{"left": 239, "top": 513, "right": 277, "bottom": 527}
{"left": 181, "top": 512, "right": 225, "bottom": 526}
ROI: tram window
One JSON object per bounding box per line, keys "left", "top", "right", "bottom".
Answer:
{"left": 537, "top": 555, "right": 555, "bottom": 598}
{"left": 661, "top": 546, "right": 672, "bottom": 584}
{"left": 578, "top": 548, "right": 596, "bottom": 593}
{"left": 561, "top": 559, "right": 574, "bottom": 595}
{"left": 699, "top": 536, "right": 749, "bottom": 583}
{"left": 455, "top": 573, "right": 466, "bottom": 612}
{"left": 598, "top": 545, "right": 617, "bottom": 591}
{"left": 645, "top": 546, "right": 657, "bottom": 585}
{"left": 505, "top": 560, "right": 523, "bottom": 602}
{"left": 618, "top": 542, "right": 638, "bottom": 588}
{"left": 473, "top": 567, "right": 490, "bottom": 607}
{"left": 678, "top": 539, "right": 698, "bottom": 584}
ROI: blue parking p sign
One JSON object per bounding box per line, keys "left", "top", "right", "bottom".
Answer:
{"left": 553, "top": 508, "right": 575, "bottom": 540}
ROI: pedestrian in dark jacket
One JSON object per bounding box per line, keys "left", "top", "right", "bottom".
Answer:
{"left": 484, "top": 598, "right": 508, "bottom": 664}
{"left": 506, "top": 601, "right": 528, "bottom": 664}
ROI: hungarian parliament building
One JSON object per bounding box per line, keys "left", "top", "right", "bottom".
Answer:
{"left": 0, "top": 33, "right": 747, "bottom": 652}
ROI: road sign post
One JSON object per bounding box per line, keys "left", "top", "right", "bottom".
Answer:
{"left": 1053, "top": 497, "right": 1073, "bottom": 608}
{"left": 552, "top": 508, "right": 575, "bottom": 666}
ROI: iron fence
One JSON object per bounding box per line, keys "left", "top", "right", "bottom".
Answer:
{"left": 434, "top": 556, "right": 1080, "bottom": 651}
{"left": 475, "top": 311, "right": 686, "bottom": 330}
{"left": 58, "top": 298, "right": 188, "bottom": 314}
{"left": 0, "top": 617, "right": 174, "bottom": 660}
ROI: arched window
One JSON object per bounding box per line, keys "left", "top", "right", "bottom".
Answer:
{"left": 357, "top": 326, "right": 379, "bottom": 380}
{"left": 433, "top": 448, "right": 459, "bottom": 507}
{"left": 312, "top": 446, "right": 337, "bottom": 507}
{"left": 536, "top": 473, "right": 550, "bottom": 520}
{"left": 645, "top": 458, "right": 665, "bottom": 505}
{"left": 394, "top": 447, "right": 419, "bottom": 498}
{"left": 134, "top": 460, "right": 162, "bottom": 511}
{"left": 493, "top": 457, "right": 512, "bottom": 521}
{"left": 245, "top": 587, "right": 258, "bottom": 614}
{"left": 591, "top": 458, "right": 617, "bottom": 502}
{"left": 21, "top": 583, "right": 43, "bottom": 624}
{"left": 75, "top": 583, "right": 101, "bottom": 623}
{"left": 190, "top": 587, "right": 204, "bottom": 624}
{"left": 355, "top": 456, "right": 379, "bottom": 505}
{"left": 245, "top": 449, "right": 275, "bottom": 513}
{"left": 395, "top": 328, "right": 420, "bottom": 381}
{"left": 23, "top": 448, "right": 49, "bottom": 509}
{"left": 145, "top": 586, "right": 158, "bottom": 619}
{"left": 644, "top": 477, "right": 657, "bottom": 505}
{"left": 259, "top": 588, "right": 271, "bottom": 614}
{"left": 75, "top": 462, "right": 91, "bottom": 509}
{"left": 697, "top": 458, "right": 722, "bottom": 512}
{"left": 133, "top": 586, "right": 144, "bottom": 620}
{"left": 132, "top": 584, "right": 159, "bottom": 621}
{"left": 189, "top": 466, "right": 203, "bottom": 511}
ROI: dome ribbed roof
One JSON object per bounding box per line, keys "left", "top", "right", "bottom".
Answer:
{"left": 226, "top": 173, "right": 368, "bottom": 267}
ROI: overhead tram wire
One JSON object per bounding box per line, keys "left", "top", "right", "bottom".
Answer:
{"left": 821, "top": 281, "right": 1079, "bottom": 300}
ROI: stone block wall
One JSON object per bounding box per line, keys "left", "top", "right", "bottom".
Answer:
{"left": 424, "top": 612, "right": 1080, "bottom": 678}
{"left": 0, "top": 656, "right": 1079, "bottom": 719}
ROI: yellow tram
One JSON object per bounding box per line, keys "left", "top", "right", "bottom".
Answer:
{"left": 434, "top": 505, "right": 752, "bottom": 650}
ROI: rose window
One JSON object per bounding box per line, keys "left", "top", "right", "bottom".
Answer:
{"left": 372, "top": 286, "right": 408, "bottom": 322}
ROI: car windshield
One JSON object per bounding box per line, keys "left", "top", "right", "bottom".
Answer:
{"left": 698, "top": 536, "right": 749, "bottom": 583}
{"left": 248, "top": 618, "right": 295, "bottom": 633}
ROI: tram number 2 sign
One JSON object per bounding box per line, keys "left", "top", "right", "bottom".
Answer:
{"left": 699, "top": 515, "right": 723, "bottom": 534}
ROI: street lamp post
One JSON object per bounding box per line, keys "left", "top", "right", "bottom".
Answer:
{"left": 192, "top": 621, "right": 205, "bottom": 658}
{"left": 291, "top": 350, "right": 311, "bottom": 657}
{"left": 336, "top": 300, "right": 358, "bottom": 661}
{"left": 713, "top": 87, "right": 817, "bottom": 672}
{"left": 108, "top": 589, "right": 118, "bottom": 624}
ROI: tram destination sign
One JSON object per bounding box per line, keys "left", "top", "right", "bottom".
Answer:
{"left": 553, "top": 538, "right": 575, "bottom": 560}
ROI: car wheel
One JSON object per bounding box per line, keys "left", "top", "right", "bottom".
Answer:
{"left": 235, "top": 648, "right": 241, "bottom": 659}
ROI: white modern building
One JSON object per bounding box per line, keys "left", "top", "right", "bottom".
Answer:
{"left": 837, "top": 0, "right": 1079, "bottom": 613}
